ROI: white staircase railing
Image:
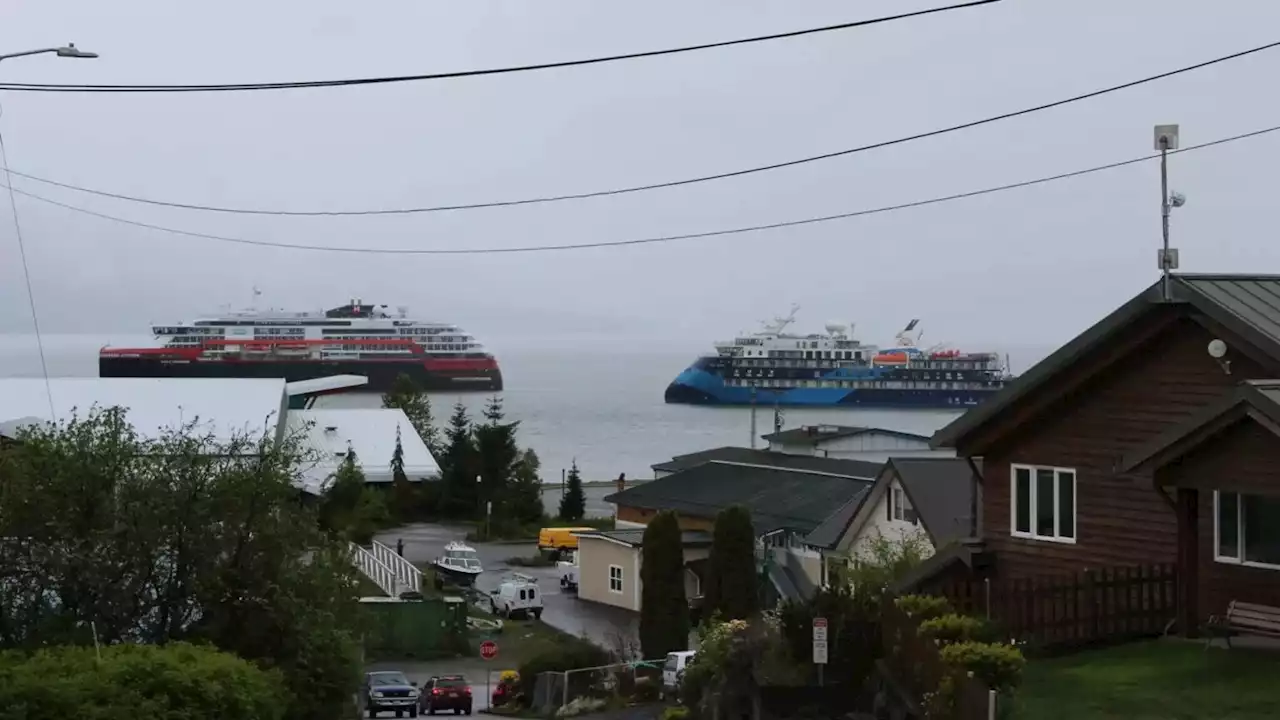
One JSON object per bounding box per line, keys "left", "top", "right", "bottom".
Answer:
{"left": 369, "top": 539, "right": 422, "bottom": 595}
{"left": 350, "top": 542, "right": 398, "bottom": 597}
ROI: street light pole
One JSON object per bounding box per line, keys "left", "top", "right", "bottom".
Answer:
{"left": 0, "top": 44, "right": 98, "bottom": 64}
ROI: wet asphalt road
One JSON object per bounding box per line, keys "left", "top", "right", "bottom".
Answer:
{"left": 373, "top": 523, "right": 639, "bottom": 652}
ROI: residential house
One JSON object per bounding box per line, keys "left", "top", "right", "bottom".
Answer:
{"left": 574, "top": 529, "right": 713, "bottom": 612}
{"left": 602, "top": 458, "right": 876, "bottom": 606}
{"left": 802, "top": 457, "right": 979, "bottom": 585}
{"left": 762, "top": 424, "right": 951, "bottom": 462}
{"left": 649, "top": 445, "right": 881, "bottom": 482}
{"left": 930, "top": 274, "right": 1280, "bottom": 634}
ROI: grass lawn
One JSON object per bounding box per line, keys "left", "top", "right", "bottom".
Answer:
{"left": 1012, "top": 639, "right": 1280, "bottom": 719}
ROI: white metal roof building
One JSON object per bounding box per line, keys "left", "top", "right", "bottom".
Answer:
{"left": 0, "top": 377, "right": 288, "bottom": 443}
{"left": 287, "top": 408, "right": 441, "bottom": 495}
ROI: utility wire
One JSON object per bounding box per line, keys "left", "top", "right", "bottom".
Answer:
{"left": 0, "top": 1, "right": 999, "bottom": 93}
{"left": 7, "top": 39, "right": 1278, "bottom": 216}
{"left": 0, "top": 121, "right": 56, "bottom": 417}
{"left": 6, "top": 124, "right": 1277, "bottom": 255}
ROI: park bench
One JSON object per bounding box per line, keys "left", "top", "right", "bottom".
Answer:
{"left": 1205, "top": 600, "right": 1280, "bottom": 649}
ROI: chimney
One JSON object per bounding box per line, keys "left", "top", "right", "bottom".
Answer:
{"left": 616, "top": 472, "right": 626, "bottom": 493}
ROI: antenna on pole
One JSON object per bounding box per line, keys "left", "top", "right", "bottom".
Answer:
{"left": 1154, "top": 124, "right": 1185, "bottom": 301}
{"left": 773, "top": 399, "right": 784, "bottom": 436}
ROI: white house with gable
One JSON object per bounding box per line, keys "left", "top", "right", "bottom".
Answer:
{"left": 287, "top": 408, "right": 440, "bottom": 494}
{"left": 761, "top": 424, "right": 953, "bottom": 463}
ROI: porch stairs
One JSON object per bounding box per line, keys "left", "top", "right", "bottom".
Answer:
{"left": 349, "top": 539, "right": 422, "bottom": 597}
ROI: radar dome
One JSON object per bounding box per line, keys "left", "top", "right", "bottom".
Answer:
{"left": 824, "top": 322, "right": 846, "bottom": 335}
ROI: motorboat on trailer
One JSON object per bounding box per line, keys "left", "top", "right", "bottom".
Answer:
{"left": 433, "top": 541, "right": 484, "bottom": 588}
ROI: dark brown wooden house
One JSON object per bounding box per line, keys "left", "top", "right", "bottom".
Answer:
{"left": 931, "top": 274, "right": 1280, "bottom": 633}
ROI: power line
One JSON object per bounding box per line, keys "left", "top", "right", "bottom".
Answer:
{"left": 0, "top": 122, "right": 56, "bottom": 416}
{"left": 0, "top": 1, "right": 999, "bottom": 93}
{"left": 7, "top": 124, "right": 1277, "bottom": 255}
{"left": 8, "top": 39, "right": 1278, "bottom": 216}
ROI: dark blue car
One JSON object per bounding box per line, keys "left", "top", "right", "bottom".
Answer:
{"left": 363, "top": 671, "right": 421, "bottom": 718}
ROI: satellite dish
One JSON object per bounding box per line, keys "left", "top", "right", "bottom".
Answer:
{"left": 1207, "top": 339, "right": 1228, "bottom": 359}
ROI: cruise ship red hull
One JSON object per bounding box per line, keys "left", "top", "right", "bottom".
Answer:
{"left": 98, "top": 356, "right": 503, "bottom": 393}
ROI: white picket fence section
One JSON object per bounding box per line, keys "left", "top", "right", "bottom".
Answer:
{"left": 369, "top": 539, "right": 422, "bottom": 595}
{"left": 349, "top": 543, "right": 399, "bottom": 597}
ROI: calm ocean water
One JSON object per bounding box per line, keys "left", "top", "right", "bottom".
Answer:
{"left": 0, "top": 333, "right": 996, "bottom": 486}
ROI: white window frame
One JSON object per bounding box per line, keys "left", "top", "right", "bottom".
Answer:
{"left": 1009, "top": 464, "right": 1077, "bottom": 544}
{"left": 891, "top": 486, "right": 907, "bottom": 521}
{"left": 608, "top": 564, "right": 624, "bottom": 594}
{"left": 1213, "top": 491, "right": 1280, "bottom": 571}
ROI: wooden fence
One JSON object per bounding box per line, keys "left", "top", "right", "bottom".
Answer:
{"left": 929, "top": 563, "right": 1178, "bottom": 652}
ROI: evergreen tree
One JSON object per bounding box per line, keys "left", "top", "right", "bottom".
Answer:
{"left": 381, "top": 373, "right": 442, "bottom": 458}
{"left": 640, "top": 510, "right": 689, "bottom": 659}
{"left": 474, "top": 395, "right": 520, "bottom": 525}
{"left": 390, "top": 424, "right": 419, "bottom": 522}
{"left": 508, "top": 448, "right": 546, "bottom": 526}
{"left": 558, "top": 460, "right": 587, "bottom": 521}
{"left": 439, "top": 401, "right": 478, "bottom": 518}
{"left": 704, "top": 505, "right": 759, "bottom": 620}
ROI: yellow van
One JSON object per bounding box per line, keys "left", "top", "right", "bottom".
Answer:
{"left": 538, "top": 527, "right": 596, "bottom": 553}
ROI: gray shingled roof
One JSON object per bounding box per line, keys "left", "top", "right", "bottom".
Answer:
{"left": 606, "top": 460, "right": 874, "bottom": 535}
{"left": 651, "top": 446, "right": 882, "bottom": 480}
{"left": 933, "top": 275, "right": 1280, "bottom": 450}
{"left": 802, "top": 487, "right": 874, "bottom": 550}
{"left": 1119, "top": 379, "right": 1280, "bottom": 473}
{"left": 891, "top": 458, "right": 978, "bottom": 550}
{"left": 761, "top": 425, "right": 929, "bottom": 447}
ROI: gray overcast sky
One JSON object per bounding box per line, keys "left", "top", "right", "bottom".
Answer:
{"left": 2, "top": 0, "right": 1279, "bottom": 354}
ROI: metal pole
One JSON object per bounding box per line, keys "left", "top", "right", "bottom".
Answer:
{"left": 749, "top": 385, "right": 758, "bottom": 449}
{"left": 486, "top": 670, "right": 491, "bottom": 711}
{"left": 988, "top": 688, "right": 998, "bottom": 720}
{"left": 1160, "top": 138, "right": 1171, "bottom": 301}
{"left": 562, "top": 670, "right": 569, "bottom": 711}
{"left": 91, "top": 621, "right": 102, "bottom": 662}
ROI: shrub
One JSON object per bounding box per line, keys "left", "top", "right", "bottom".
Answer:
{"left": 894, "top": 594, "right": 952, "bottom": 621}
{"left": 0, "top": 642, "right": 286, "bottom": 720}
{"left": 918, "top": 614, "right": 989, "bottom": 647}
{"left": 938, "top": 641, "right": 1026, "bottom": 691}
{"left": 662, "top": 706, "right": 691, "bottom": 720}
{"left": 515, "top": 639, "right": 612, "bottom": 704}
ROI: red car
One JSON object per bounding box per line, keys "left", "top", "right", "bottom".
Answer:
{"left": 419, "top": 675, "right": 472, "bottom": 716}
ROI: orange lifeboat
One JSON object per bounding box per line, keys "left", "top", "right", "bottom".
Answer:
{"left": 873, "top": 351, "right": 909, "bottom": 365}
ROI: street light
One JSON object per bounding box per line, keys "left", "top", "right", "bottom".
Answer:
{"left": 0, "top": 43, "right": 99, "bottom": 63}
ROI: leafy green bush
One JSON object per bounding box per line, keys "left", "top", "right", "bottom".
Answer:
{"left": 515, "top": 639, "right": 611, "bottom": 704}
{"left": 894, "top": 594, "right": 952, "bottom": 621}
{"left": 918, "top": 613, "right": 989, "bottom": 647}
{"left": 0, "top": 642, "right": 286, "bottom": 720}
{"left": 662, "top": 706, "right": 691, "bottom": 720}
{"left": 939, "top": 641, "right": 1026, "bottom": 691}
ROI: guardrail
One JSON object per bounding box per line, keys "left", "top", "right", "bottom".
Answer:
{"left": 350, "top": 542, "right": 399, "bottom": 597}
{"left": 369, "top": 539, "right": 422, "bottom": 594}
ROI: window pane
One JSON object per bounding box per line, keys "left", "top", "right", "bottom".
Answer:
{"left": 1057, "top": 471, "right": 1075, "bottom": 539}
{"left": 1035, "top": 469, "right": 1055, "bottom": 537}
{"left": 1242, "top": 494, "right": 1280, "bottom": 566}
{"left": 1218, "top": 492, "right": 1240, "bottom": 559}
{"left": 1014, "top": 468, "right": 1031, "bottom": 533}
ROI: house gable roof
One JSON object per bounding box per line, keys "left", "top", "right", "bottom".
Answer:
{"left": 606, "top": 460, "right": 874, "bottom": 536}
{"left": 1119, "top": 380, "right": 1280, "bottom": 474}
{"left": 932, "top": 275, "right": 1280, "bottom": 452}
{"left": 810, "top": 458, "right": 977, "bottom": 551}
{"left": 651, "top": 446, "right": 882, "bottom": 480}
{"left": 761, "top": 425, "right": 929, "bottom": 448}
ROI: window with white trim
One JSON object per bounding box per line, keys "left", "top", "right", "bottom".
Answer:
{"left": 1010, "top": 465, "right": 1076, "bottom": 543}
{"left": 608, "top": 565, "right": 624, "bottom": 593}
{"left": 886, "top": 484, "right": 918, "bottom": 525}
{"left": 1215, "top": 491, "right": 1280, "bottom": 569}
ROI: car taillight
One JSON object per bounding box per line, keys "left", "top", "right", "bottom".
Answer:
{"left": 432, "top": 689, "right": 441, "bottom": 695}
{"left": 463, "top": 687, "right": 472, "bottom": 695}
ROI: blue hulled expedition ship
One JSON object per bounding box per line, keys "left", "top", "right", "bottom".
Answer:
{"left": 664, "top": 306, "right": 1012, "bottom": 409}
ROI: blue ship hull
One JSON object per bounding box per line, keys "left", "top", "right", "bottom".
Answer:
{"left": 664, "top": 357, "right": 1000, "bottom": 410}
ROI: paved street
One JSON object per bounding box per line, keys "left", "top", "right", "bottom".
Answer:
{"left": 373, "top": 523, "right": 639, "bottom": 652}
{"left": 365, "top": 657, "right": 509, "bottom": 712}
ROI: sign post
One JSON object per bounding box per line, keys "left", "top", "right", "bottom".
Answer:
{"left": 812, "top": 617, "right": 828, "bottom": 686}
{"left": 480, "top": 640, "right": 498, "bottom": 706}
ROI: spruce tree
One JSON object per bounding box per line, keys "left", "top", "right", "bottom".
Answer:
{"left": 439, "top": 401, "right": 478, "bottom": 518}
{"left": 382, "top": 373, "right": 442, "bottom": 458}
{"left": 508, "top": 448, "right": 547, "bottom": 526}
{"left": 704, "top": 505, "right": 759, "bottom": 620}
{"left": 474, "top": 395, "right": 520, "bottom": 526}
{"left": 558, "top": 459, "right": 587, "bottom": 521}
{"left": 640, "top": 510, "right": 689, "bottom": 659}
{"left": 390, "top": 424, "right": 418, "bottom": 522}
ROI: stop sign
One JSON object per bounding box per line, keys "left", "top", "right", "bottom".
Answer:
{"left": 479, "top": 640, "right": 498, "bottom": 661}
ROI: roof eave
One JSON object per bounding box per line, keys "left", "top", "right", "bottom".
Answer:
{"left": 1119, "top": 381, "right": 1280, "bottom": 474}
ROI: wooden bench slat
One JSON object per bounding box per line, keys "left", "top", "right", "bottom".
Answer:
{"left": 1229, "top": 613, "right": 1280, "bottom": 626}
{"left": 1231, "top": 601, "right": 1280, "bottom": 614}
{"left": 1214, "top": 601, "right": 1280, "bottom": 646}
